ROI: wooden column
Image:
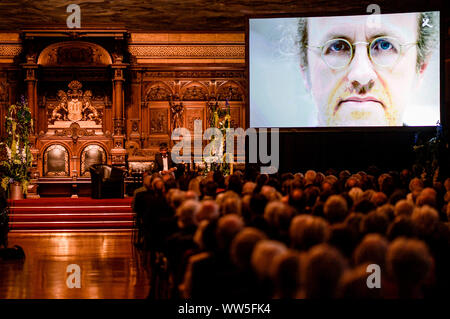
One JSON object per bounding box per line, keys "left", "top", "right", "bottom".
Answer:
{"left": 111, "top": 63, "right": 127, "bottom": 166}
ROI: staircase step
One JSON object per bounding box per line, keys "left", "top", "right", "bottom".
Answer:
{"left": 7, "top": 197, "right": 135, "bottom": 231}
{"left": 9, "top": 213, "right": 134, "bottom": 222}
{"left": 10, "top": 206, "right": 132, "bottom": 214}
{"left": 9, "top": 221, "right": 135, "bottom": 230}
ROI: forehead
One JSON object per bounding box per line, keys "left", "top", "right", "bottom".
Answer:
{"left": 308, "top": 12, "right": 419, "bottom": 43}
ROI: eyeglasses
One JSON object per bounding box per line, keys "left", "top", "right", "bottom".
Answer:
{"left": 308, "top": 36, "right": 417, "bottom": 70}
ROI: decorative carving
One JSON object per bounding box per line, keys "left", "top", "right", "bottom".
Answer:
{"left": 54, "top": 122, "right": 95, "bottom": 144}
{"left": 43, "top": 144, "right": 70, "bottom": 177}
{"left": 182, "top": 85, "right": 208, "bottom": 101}
{"left": 114, "top": 119, "right": 124, "bottom": 136}
{"left": 49, "top": 81, "right": 102, "bottom": 124}
{"left": 129, "top": 45, "right": 244, "bottom": 58}
{"left": 38, "top": 41, "right": 112, "bottom": 67}
{"left": 80, "top": 144, "right": 107, "bottom": 176}
{"left": 169, "top": 95, "right": 184, "bottom": 130}
{"left": 217, "top": 84, "right": 243, "bottom": 101}
{"left": 186, "top": 108, "right": 204, "bottom": 132}
{"left": 0, "top": 81, "right": 8, "bottom": 102}
{"left": 150, "top": 109, "right": 168, "bottom": 134}
{"left": 145, "top": 85, "right": 172, "bottom": 101}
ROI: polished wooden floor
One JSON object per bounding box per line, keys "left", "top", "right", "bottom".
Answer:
{"left": 0, "top": 232, "right": 150, "bottom": 299}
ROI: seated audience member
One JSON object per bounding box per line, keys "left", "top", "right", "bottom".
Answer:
{"left": 242, "top": 182, "right": 257, "bottom": 196}
{"left": 353, "top": 234, "right": 388, "bottom": 269}
{"left": 166, "top": 200, "right": 200, "bottom": 287}
{"left": 337, "top": 264, "right": 383, "bottom": 299}
{"left": 386, "top": 216, "right": 415, "bottom": 241}
{"left": 327, "top": 223, "right": 356, "bottom": 259}
{"left": 361, "top": 210, "right": 390, "bottom": 236}
{"left": 251, "top": 240, "right": 288, "bottom": 298}
{"left": 196, "top": 200, "right": 220, "bottom": 222}
{"left": 411, "top": 205, "right": 439, "bottom": 239}
{"left": 264, "top": 201, "right": 294, "bottom": 244}
{"left": 229, "top": 227, "right": 268, "bottom": 297}
{"left": 270, "top": 250, "right": 302, "bottom": 299}
{"left": 386, "top": 238, "right": 433, "bottom": 298}
{"left": 371, "top": 192, "right": 388, "bottom": 207}
{"left": 323, "top": 195, "right": 349, "bottom": 224}
{"left": 300, "top": 244, "right": 347, "bottom": 299}
{"left": 290, "top": 215, "right": 329, "bottom": 251}
{"left": 394, "top": 199, "right": 415, "bottom": 218}
{"left": 184, "top": 215, "right": 244, "bottom": 298}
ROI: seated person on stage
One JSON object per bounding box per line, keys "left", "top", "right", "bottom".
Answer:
{"left": 153, "top": 143, "right": 177, "bottom": 176}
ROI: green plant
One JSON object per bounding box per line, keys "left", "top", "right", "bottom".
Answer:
{"left": 0, "top": 96, "right": 33, "bottom": 194}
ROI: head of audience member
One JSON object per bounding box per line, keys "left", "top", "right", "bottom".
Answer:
{"left": 327, "top": 223, "right": 356, "bottom": 259}
{"left": 290, "top": 215, "right": 329, "bottom": 251}
{"left": 394, "top": 199, "right": 415, "bottom": 218}
{"left": 176, "top": 199, "right": 200, "bottom": 229}
{"left": 185, "top": 190, "right": 199, "bottom": 201}
{"left": 386, "top": 216, "right": 415, "bottom": 241}
{"left": 264, "top": 201, "right": 294, "bottom": 235}
{"left": 337, "top": 264, "right": 383, "bottom": 298}
{"left": 344, "top": 212, "right": 365, "bottom": 240}
{"left": 251, "top": 240, "right": 287, "bottom": 283}
{"left": 376, "top": 204, "right": 395, "bottom": 222}
{"left": 227, "top": 174, "right": 243, "bottom": 195}
{"left": 204, "top": 181, "right": 218, "bottom": 199}
{"left": 305, "top": 170, "right": 317, "bottom": 186}
{"left": 197, "top": 200, "right": 220, "bottom": 222}
{"left": 216, "top": 214, "right": 245, "bottom": 256}
{"left": 220, "top": 196, "right": 242, "bottom": 216}
{"left": 353, "top": 233, "right": 388, "bottom": 268}
{"left": 386, "top": 238, "right": 433, "bottom": 298}
{"left": 152, "top": 178, "right": 165, "bottom": 196}
{"left": 362, "top": 209, "right": 390, "bottom": 235}
{"left": 302, "top": 244, "right": 347, "bottom": 299}
{"left": 348, "top": 187, "right": 363, "bottom": 205}
{"left": 188, "top": 177, "right": 202, "bottom": 196}
{"left": 371, "top": 192, "right": 388, "bottom": 207}
{"left": 231, "top": 227, "right": 267, "bottom": 272}
{"left": 415, "top": 187, "right": 437, "bottom": 208}
{"left": 409, "top": 177, "right": 424, "bottom": 193}
{"left": 411, "top": 205, "right": 439, "bottom": 238}
{"left": 242, "top": 182, "right": 257, "bottom": 196}
{"left": 270, "top": 250, "right": 302, "bottom": 299}
{"left": 142, "top": 175, "right": 152, "bottom": 191}
{"left": 250, "top": 193, "right": 268, "bottom": 217}
{"left": 324, "top": 195, "right": 349, "bottom": 224}
{"left": 170, "top": 189, "right": 186, "bottom": 210}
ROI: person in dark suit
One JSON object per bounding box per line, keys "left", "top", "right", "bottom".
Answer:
{"left": 153, "top": 143, "right": 177, "bottom": 176}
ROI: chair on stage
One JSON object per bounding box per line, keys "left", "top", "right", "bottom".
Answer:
{"left": 90, "top": 164, "right": 126, "bottom": 199}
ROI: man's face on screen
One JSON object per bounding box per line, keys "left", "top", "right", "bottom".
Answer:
{"left": 307, "top": 13, "right": 420, "bottom": 126}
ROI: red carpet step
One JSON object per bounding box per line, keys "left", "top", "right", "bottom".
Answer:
{"left": 8, "top": 197, "right": 135, "bottom": 232}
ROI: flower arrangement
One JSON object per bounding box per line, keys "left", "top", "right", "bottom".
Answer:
{"left": 0, "top": 96, "right": 33, "bottom": 194}
{"left": 204, "top": 98, "right": 232, "bottom": 175}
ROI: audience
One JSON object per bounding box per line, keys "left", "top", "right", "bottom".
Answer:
{"left": 133, "top": 166, "right": 450, "bottom": 299}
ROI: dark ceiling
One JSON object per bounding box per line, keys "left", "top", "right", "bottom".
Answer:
{"left": 0, "top": 0, "right": 446, "bottom": 32}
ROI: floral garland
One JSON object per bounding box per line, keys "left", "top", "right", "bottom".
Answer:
{"left": 0, "top": 96, "right": 33, "bottom": 194}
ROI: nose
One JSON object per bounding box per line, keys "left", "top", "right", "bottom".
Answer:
{"left": 346, "top": 44, "right": 378, "bottom": 94}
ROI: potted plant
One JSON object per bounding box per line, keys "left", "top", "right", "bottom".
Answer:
{"left": 0, "top": 96, "right": 33, "bottom": 199}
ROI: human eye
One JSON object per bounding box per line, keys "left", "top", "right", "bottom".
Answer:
{"left": 371, "top": 38, "right": 398, "bottom": 54}
{"left": 324, "top": 39, "right": 351, "bottom": 55}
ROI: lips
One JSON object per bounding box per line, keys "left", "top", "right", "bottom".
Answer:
{"left": 336, "top": 96, "right": 385, "bottom": 113}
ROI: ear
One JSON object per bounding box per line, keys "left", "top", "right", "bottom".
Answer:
{"left": 416, "top": 59, "right": 430, "bottom": 86}
{"left": 299, "top": 64, "right": 311, "bottom": 92}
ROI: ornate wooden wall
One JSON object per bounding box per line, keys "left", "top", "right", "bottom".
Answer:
{"left": 0, "top": 29, "right": 246, "bottom": 177}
